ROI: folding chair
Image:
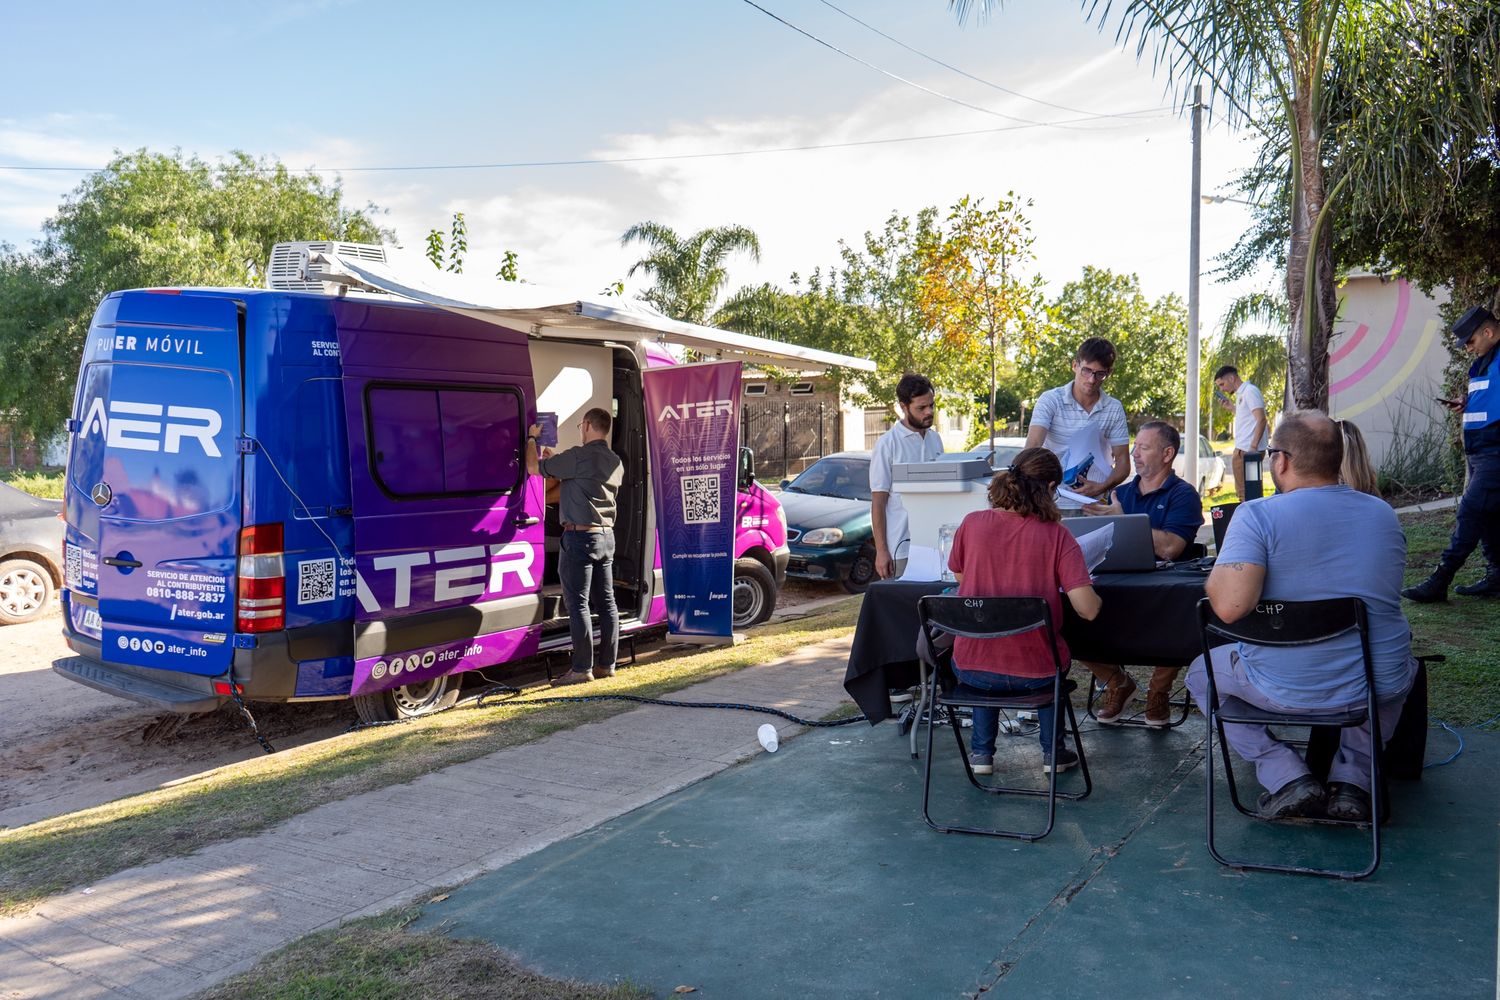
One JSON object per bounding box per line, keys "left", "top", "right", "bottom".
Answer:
{"left": 1197, "top": 597, "right": 1382, "bottom": 879}
{"left": 917, "top": 595, "right": 1091, "bottom": 841}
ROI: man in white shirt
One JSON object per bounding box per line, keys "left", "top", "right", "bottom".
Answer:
{"left": 1214, "top": 365, "right": 1269, "bottom": 499}
{"left": 1025, "top": 337, "right": 1130, "bottom": 513}
{"left": 869, "top": 372, "right": 944, "bottom": 579}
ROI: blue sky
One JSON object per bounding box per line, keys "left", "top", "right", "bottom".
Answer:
{"left": 0, "top": 0, "right": 1267, "bottom": 332}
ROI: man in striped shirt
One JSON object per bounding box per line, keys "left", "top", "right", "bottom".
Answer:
{"left": 1024, "top": 337, "right": 1130, "bottom": 514}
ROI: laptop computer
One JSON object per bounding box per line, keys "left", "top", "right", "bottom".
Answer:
{"left": 1063, "top": 513, "right": 1157, "bottom": 573}
{"left": 1210, "top": 502, "right": 1239, "bottom": 553}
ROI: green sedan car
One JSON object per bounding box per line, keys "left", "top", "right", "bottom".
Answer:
{"left": 778, "top": 451, "right": 877, "bottom": 593}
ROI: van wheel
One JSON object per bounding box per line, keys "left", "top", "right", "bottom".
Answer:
{"left": 0, "top": 558, "right": 54, "bottom": 625}
{"left": 841, "top": 547, "right": 877, "bottom": 594}
{"left": 352, "top": 673, "right": 462, "bottom": 724}
{"left": 732, "top": 558, "right": 777, "bottom": 629}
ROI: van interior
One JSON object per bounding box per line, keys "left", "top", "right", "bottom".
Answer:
{"left": 528, "top": 341, "right": 650, "bottom": 638}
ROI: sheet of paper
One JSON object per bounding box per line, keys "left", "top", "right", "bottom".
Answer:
{"left": 1056, "top": 485, "right": 1096, "bottom": 507}
{"left": 900, "top": 545, "right": 944, "bottom": 582}
{"left": 1071, "top": 522, "right": 1115, "bottom": 574}
{"left": 1060, "top": 423, "right": 1112, "bottom": 485}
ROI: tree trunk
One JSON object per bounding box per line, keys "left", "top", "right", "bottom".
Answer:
{"left": 1285, "top": 95, "right": 1334, "bottom": 412}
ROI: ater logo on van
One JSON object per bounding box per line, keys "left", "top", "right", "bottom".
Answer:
{"left": 657, "top": 399, "right": 734, "bottom": 421}
{"left": 80, "top": 398, "right": 224, "bottom": 457}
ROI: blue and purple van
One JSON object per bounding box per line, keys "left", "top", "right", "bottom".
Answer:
{"left": 51, "top": 245, "right": 867, "bottom": 721}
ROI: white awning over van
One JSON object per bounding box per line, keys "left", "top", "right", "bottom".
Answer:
{"left": 309, "top": 248, "right": 875, "bottom": 374}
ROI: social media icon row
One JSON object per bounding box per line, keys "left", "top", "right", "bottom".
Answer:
{"left": 116, "top": 635, "right": 166, "bottom": 654}
{"left": 369, "top": 650, "right": 437, "bottom": 681}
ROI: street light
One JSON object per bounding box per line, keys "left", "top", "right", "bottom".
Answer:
{"left": 1201, "top": 194, "right": 1263, "bottom": 207}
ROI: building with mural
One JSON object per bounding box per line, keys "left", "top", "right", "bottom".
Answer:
{"left": 1329, "top": 273, "right": 1453, "bottom": 470}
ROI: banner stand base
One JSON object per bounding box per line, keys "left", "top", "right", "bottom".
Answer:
{"left": 665, "top": 632, "right": 741, "bottom": 648}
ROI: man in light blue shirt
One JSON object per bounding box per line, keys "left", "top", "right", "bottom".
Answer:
{"left": 1185, "top": 410, "right": 1416, "bottom": 822}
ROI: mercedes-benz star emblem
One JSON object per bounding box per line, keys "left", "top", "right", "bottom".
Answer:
{"left": 90, "top": 482, "right": 112, "bottom": 507}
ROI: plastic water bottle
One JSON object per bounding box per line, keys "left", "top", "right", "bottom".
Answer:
{"left": 757, "top": 723, "right": 779, "bottom": 753}
{"left": 938, "top": 524, "right": 959, "bottom": 582}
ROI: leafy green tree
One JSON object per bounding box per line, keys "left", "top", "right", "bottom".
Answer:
{"left": 955, "top": 1, "right": 1500, "bottom": 413}
{"left": 1016, "top": 267, "right": 1187, "bottom": 422}
{"left": 0, "top": 149, "right": 388, "bottom": 438}
{"left": 619, "top": 221, "right": 761, "bottom": 324}
{"left": 916, "top": 193, "right": 1046, "bottom": 440}
{"left": 425, "top": 211, "right": 521, "bottom": 281}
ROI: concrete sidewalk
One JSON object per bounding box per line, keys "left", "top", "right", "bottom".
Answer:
{"left": 0, "top": 637, "right": 856, "bottom": 1000}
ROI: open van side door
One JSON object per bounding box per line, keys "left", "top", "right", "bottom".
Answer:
{"left": 330, "top": 298, "right": 543, "bottom": 696}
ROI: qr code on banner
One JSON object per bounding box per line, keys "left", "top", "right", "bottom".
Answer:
{"left": 297, "top": 558, "right": 336, "bottom": 604}
{"left": 681, "top": 473, "right": 721, "bottom": 524}
{"left": 65, "top": 543, "right": 82, "bottom": 589}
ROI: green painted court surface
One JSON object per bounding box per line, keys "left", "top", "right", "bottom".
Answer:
{"left": 418, "top": 720, "right": 1498, "bottom": 998}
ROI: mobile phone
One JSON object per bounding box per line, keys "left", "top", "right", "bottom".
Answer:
{"left": 1435, "top": 396, "right": 1461, "bottom": 408}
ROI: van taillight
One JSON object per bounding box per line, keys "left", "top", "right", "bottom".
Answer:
{"left": 237, "top": 523, "right": 285, "bottom": 633}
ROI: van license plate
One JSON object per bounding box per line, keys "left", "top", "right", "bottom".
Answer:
{"left": 82, "top": 607, "right": 101, "bottom": 631}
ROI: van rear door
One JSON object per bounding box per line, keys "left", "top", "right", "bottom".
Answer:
{"left": 64, "top": 291, "right": 241, "bottom": 675}
{"left": 331, "top": 299, "right": 542, "bottom": 696}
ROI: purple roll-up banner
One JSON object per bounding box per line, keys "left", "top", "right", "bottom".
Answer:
{"left": 642, "top": 360, "right": 742, "bottom": 642}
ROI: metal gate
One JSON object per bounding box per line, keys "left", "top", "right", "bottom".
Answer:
{"left": 741, "top": 399, "right": 841, "bottom": 482}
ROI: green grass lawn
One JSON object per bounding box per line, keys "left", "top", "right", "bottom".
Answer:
{"left": 1400, "top": 508, "right": 1500, "bottom": 726}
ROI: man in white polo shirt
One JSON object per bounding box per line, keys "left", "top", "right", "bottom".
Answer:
{"left": 1214, "top": 364, "right": 1269, "bottom": 498}
{"left": 870, "top": 372, "right": 944, "bottom": 579}
{"left": 1025, "top": 337, "right": 1130, "bottom": 513}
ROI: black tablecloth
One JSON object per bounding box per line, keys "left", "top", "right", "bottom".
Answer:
{"left": 844, "top": 565, "right": 1212, "bottom": 724}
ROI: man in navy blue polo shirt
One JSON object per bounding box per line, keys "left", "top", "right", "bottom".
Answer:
{"left": 1080, "top": 420, "right": 1203, "bottom": 725}
{"left": 1404, "top": 305, "right": 1500, "bottom": 602}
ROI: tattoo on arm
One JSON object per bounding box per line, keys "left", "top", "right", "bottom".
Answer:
{"left": 1217, "top": 562, "right": 1249, "bottom": 571}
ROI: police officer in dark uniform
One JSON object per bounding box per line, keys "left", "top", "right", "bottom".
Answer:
{"left": 1404, "top": 305, "right": 1500, "bottom": 602}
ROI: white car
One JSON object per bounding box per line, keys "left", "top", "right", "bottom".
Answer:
{"left": 1172, "top": 434, "right": 1226, "bottom": 496}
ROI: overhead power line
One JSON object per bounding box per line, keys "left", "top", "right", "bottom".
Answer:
{"left": 815, "top": 0, "right": 1143, "bottom": 120}
{"left": 738, "top": 0, "right": 1160, "bottom": 130}
{"left": 0, "top": 109, "right": 1174, "bottom": 176}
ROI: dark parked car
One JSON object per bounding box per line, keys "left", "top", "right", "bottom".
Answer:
{"left": 0, "top": 481, "right": 63, "bottom": 624}
{"left": 777, "top": 451, "right": 877, "bottom": 593}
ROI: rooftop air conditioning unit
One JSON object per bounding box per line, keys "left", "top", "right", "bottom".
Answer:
{"left": 266, "top": 241, "right": 389, "bottom": 294}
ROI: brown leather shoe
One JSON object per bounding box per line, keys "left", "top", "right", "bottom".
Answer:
{"left": 1095, "top": 673, "right": 1137, "bottom": 724}
{"left": 1144, "top": 690, "right": 1172, "bottom": 728}
{"left": 595, "top": 665, "right": 617, "bottom": 679}
{"left": 551, "top": 669, "right": 594, "bottom": 687}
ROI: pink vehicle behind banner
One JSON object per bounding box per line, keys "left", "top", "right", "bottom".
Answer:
{"left": 52, "top": 244, "right": 860, "bottom": 722}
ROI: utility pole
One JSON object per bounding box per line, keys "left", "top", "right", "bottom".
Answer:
{"left": 1185, "top": 83, "right": 1203, "bottom": 493}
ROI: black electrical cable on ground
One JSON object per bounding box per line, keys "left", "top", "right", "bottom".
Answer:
{"left": 229, "top": 685, "right": 278, "bottom": 755}
{"left": 334, "top": 679, "right": 868, "bottom": 740}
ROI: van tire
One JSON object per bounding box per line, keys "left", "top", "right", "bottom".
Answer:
{"left": 0, "top": 557, "right": 54, "bottom": 625}
{"left": 352, "top": 673, "right": 462, "bottom": 723}
{"left": 732, "top": 558, "right": 777, "bottom": 630}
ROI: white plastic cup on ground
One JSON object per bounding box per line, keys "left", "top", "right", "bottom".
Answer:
{"left": 757, "top": 723, "right": 779, "bottom": 752}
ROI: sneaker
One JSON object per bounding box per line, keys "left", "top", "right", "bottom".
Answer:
{"left": 888, "top": 687, "right": 915, "bottom": 704}
{"left": 550, "top": 669, "right": 594, "bottom": 687}
{"left": 1455, "top": 574, "right": 1500, "bottom": 597}
{"left": 1401, "top": 576, "right": 1449, "bottom": 603}
{"left": 1042, "top": 746, "right": 1079, "bottom": 774}
{"left": 1144, "top": 690, "right": 1172, "bottom": 728}
{"left": 968, "top": 753, "right": 994, "bottom": 775}
{"left": 1255, "top": 775, "right": 1326, "bottom": 820}
{"left": 1325, "top": 782, "right": 1372, "bottom": 822}
{"left": 1095, "top": 674, "right": 1137, "bottom": 725}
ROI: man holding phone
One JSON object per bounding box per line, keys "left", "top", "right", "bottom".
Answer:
{"left": 1405, "top": 305, "right": 1500, "bottom": 602}
{"left": 1025, "top": 337, "right": 1130, "bottom": 515}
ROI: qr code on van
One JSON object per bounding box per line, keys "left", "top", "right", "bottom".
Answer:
{"left": 681, "top": 474, "right": 721, "bottom": 524}
{"left": 297, "top": 558, "right": 336, "bottom": 604}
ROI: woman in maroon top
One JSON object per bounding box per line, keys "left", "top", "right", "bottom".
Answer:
{"left": 948, "top": 447, "right": 1102, "bottom": 774}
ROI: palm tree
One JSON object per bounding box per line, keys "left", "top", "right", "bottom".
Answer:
{"left": 619, "top": 222, "right": 762, "bottom": 325}
{"left": 952, "top": 1, "right": 1500, "bottom": 411}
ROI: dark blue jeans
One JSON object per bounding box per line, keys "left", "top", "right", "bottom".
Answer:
{"left": 952, "top": 666, "right": 1061, "bottom": 756}
{"left": 1437, "top": 451, "right": 1500, "bottom": 580}
{"left": 559, "top": 530, "right": 618, "bottom": 673}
